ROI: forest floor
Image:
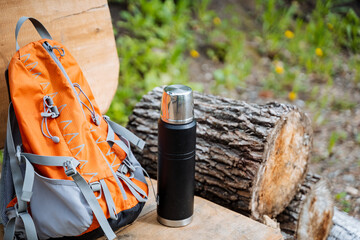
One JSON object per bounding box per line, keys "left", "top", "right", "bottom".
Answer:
{"left": 109, "top": 0, "right": 360, "bottom": 218}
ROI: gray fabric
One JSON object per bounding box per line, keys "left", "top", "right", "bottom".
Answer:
{"left": 71, "top": 172, "right": 116, "bottom": 240}
{"left": 21, "top": 153, "right": 80, "bottom": 167}
{"left": 105, "top": 117, "right": 145, "bottom": 150}
{"left": 15, "top": 17, "right": 52, "bottom": 51}
{"left": 100, "top": 179, "right": 118, "bottom": 220}
{"left": 30, "top": 171, "right": 93, "bottom": 239}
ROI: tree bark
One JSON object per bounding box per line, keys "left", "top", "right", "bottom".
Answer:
{"left": 327, "top": 208, "right": 360, "bottom": 240}
{"left": 277, "top": 174, "right": 334, "bottom": 240}
{"left": 127, "top": 87, "right": 313, "bottom": 220}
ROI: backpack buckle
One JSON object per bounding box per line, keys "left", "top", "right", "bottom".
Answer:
{"left": 16, "top": 145, "right": 22, "bottom": 162}
{"left": 63, "top": 160, "right": 77, "bottom": 177}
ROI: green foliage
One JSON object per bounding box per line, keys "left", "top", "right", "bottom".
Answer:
{"left": 328, "top": 131, "right": 347, "bottom": 154}
{"left": 0, "top": 149, "right": 3, "bottom": 164}
{"left": 107, "top": 0, "right": 200, "bottom": 124}
{"left": 108, "top": 0, "right": 360, "bottom": 127}
{"left": 335, "top": 191, "right": 352, "bottom": 213}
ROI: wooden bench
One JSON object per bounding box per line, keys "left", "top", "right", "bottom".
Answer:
{"left": 97, "top": 179, "right": 283, "bottom": 240}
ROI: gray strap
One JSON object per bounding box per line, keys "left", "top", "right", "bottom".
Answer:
{"left": 21, "top": 158, "right": 35, "bottom": 202}
{"left": 6, "top": 105, "right": 27, "bottom": 213}
{"left": 114, "top": 140, "right": 130, "bottom": 156}
{"left": 100, "top": 180, "right": 118, "bottom": 220}
{"left": 95, "top": 144, "right": 128, "bottom": 201}
{"left": 5, "top": 104, "right": 37, "bottom": 240}
{"left": 106, "top": 122, "right": 130, "bottom": 156}
{"left": 3, "top": 217, "right": 15, "bottom": 240}
{"left": 105, "top": 117, "right": 145, "bottom": 150}
{"left": 15, "top": 16, "right": 52, "bottom": 51}
{"left": 19, "top": 213, "right": 38, "bottom": 240}
{"left": 21, "top": 152, "right": 80, "bottom": 167}
{"left": 117, "top": 172, "right": 148, "bottom": 203}
{"left": 71, "top": 172, "right": 116, "bottom": 240}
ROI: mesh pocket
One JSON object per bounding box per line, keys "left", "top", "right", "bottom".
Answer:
{"left": 30, "top": 171, "right": 93, "bottom": 239}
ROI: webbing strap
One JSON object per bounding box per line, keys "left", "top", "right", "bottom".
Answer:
{"left": 95, "top": 144, "right": 128, "bottom": 201}
{"left": 20, "top": 213, "right": 38, "bottom": 239}
{"left": 21, "top": 153, "right": 80, "bottom": 167}
{"left": 21, "top": 158, "right": 35, "bottom": 202}
{"left": 4, "top": 214, "right": 38, "bottom": 240}
{"left": 15, "top": 16, "right": 52, "bottom": 51}
{"left": 3, "top": 217, "right": 15, "bottom": 240}
{"left": 106, "top": 120, "right": 149, "bottom": 202}
{"left": 100, "top": 180, "right": 118, "bottom": 220}
{"left": 6, "top": 105, "right": 27, "bottom": 213}
{"left": 117, "top": 173, "right": 147, "bottom": 202}
{"left": 71, "top": 173, "right": 116, "bottom": 240}
{"left": 104, "top": 117, "right": 145, "bottom": 150}
{"left": 5, "top": 104, "right": 37, "bottom": 240}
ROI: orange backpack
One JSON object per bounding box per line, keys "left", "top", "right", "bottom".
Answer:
{"left": 0, "top": 17, "right": 149, "bottom": 240}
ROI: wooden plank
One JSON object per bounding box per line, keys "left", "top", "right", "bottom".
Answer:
{"left": 98, "top": 179, "right": 284, "bottom": 240}
{"left": 0, "top": 0, "right": 119, "bottom": 148}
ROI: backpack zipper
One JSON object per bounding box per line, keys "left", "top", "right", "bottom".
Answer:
{"left": 42, "top": 41, "right": 86, "bottom": 118}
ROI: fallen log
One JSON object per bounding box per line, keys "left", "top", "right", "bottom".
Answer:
{"left": 277, "top": 173, "right": 334, "bottom": 240}
{"left": 328, "top": 208, "right": 360, "bottom": 240}
{"left": 127, "top": 87, "right": 313, "bottom": 220}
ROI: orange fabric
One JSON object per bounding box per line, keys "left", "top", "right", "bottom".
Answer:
{"left": 8, "top": 39, "right": 148, "bottom": 235}
{"left": 6, "top": 197, "right": 17, "bottom": 208}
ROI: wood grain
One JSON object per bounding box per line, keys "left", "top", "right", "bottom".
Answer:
{"left": 328, "top": 208, "right": 360, "bottom": 240}
{"left": 0, "top": 0, "right": 119, "bottom": 148}
{"left": 277, "top": 174, "right": 334, "bottom": 240}
{"left": 98, "top": 178, "right": 284, "bottom": 240}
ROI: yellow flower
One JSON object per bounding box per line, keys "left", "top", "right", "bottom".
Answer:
{"left": 315, "top": 48, "right": 323, "bottom": 57}
{"left": 284, "top": 30, "right": 294, "bottom": 39}
{"left": 288, "top": 91, "right": 297, "bottom": 101}
{"left": 327, "top": 23, "right": 334, "bottom": 31}
{"left": 213, "top": 17, "right": 221, "bottom": 26}
{"left": 190, "top": 49, "right": 200, "bottom": 58}
{"left": 275, "top": 65, "right": 284, "bottom": 74}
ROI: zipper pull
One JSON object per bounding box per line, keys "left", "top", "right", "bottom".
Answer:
{"left": 44, "top": 41, "right": 53, "bottom": 51}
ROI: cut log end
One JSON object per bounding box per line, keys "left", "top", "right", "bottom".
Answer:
{"left": 297, "top": 179, "right": 333, "bottom": 240}
{"left": 277, "top": 174, "right": 334, "bottom": 240}
{"left": 252, "top": 111, "right": 312, "bottom": 219}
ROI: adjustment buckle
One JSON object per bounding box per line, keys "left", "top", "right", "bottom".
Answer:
{"left": 63, "top": 160, "right": 77, "bottom": 177}
{"left": 15, "top": 145, "right": 21, "bottom": 162}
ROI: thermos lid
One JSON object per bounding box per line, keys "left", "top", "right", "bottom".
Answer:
{"left": 161, "top": 85, "right": 194, "bottom": 124}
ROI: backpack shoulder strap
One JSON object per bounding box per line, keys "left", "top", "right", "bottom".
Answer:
{"left": 15, "top": 16, "right": 53, "bottom": 51}
{"left": 3, "top": 103, "right": 38, "bottom": 240}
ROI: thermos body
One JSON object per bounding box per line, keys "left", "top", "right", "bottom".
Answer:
{"left": 157, "top": 84, "right": 196, "bottom": 227}
{"left": 157, "top": 120, "right": 196, "bottom": 225}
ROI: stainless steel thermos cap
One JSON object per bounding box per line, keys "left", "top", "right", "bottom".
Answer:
{"left": 160, "top": 85, "right": 194, "bottom": 124}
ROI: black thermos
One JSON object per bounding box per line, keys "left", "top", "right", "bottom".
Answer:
{"left": 157, "top": 85, "right": 196, "bottom": 227}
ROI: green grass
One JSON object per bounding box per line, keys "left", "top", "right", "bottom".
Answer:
{"left": 328, "top": 131, "right": 348, "bottom": 155}
{"left": 108, "top": 0, "right": 360, "bottom": 125}
{"left": 107, "top": 0, "right": 201, "bottom": 124}
{"left": 335, "top": 191, "right": 352, "bottom": 213}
